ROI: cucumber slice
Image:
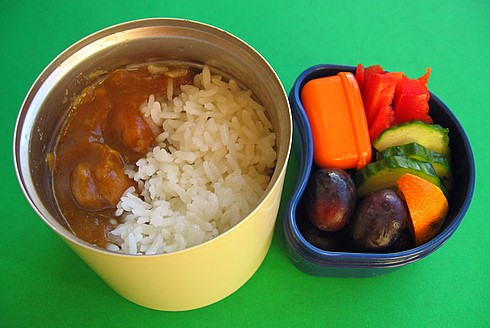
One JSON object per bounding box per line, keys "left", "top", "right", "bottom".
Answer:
{"left": 354, "top": 155, "right": 447, "bottom": 197}
{"left": 373, "top": 120, "right": 450, "bottom": 157}
{"left": 377, "top": 142, "right": 453, "bottom": 191}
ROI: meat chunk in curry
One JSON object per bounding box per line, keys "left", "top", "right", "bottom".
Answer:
{"left": 70, "top": 143, "right": 134, "bottom": 211}
{"left": 52, "top": 65, "right": 196, "bottom": 246}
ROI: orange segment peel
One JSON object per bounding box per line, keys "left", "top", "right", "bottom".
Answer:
{"left": 396, "top": 173, "right": 449, "bottom": 246}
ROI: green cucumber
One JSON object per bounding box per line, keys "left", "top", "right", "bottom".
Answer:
{"left": 373, "top": 120, "right": 450, "bottom": 157}
{"left": 354, "top": 155, "right": 447, "bottom": 197}
{"left": 377, "top": 142, "right": 453, "bottom": 191}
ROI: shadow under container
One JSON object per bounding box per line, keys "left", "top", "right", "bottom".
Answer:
{"left": 283, "top": 64, "right": 475, "bottom": 277}
{"left": 13, "top": 19, "right": 292, "bottom": 311}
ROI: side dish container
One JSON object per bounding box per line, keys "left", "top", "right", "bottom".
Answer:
{"left": 283, "top": 64, "right": 475, "bottom": 277}
{"left": 301, "top": 72, "right": 371, "bottom": 170}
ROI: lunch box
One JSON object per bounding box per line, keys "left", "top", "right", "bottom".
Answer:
{"left": 13, "top": 16, "right": 475, "bottom": 313}
{"left": 282, "top": 64, "right": 475, "bottom": 277}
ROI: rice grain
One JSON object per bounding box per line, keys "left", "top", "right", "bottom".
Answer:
{"left": 109, "top": 66, "right": 276, "bottom": 255}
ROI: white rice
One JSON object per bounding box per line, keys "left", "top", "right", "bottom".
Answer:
{"left": 107, "top": 66, "right": 277, "bottom": 255}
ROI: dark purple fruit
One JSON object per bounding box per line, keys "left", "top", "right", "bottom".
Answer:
{"left": 349, "top": 189, "right": 408, "bottom": 251}
{"left": 388, "top": 229, "right": 414, "bottom": 252}
{"left": 304, "top": 168, "right": 357, "bottom": 232}
{"left": 297, "top": 205, "right": 352, "bottom": 252}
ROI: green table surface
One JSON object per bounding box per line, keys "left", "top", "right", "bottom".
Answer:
{"left": 2, "top": 1, "right": 489, "bottom": 327}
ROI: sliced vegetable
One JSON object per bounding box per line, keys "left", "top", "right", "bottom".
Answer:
{"left": 368, "top": 104, "right": 395, "bottom": 142}
{"left": 417, "top": 67, "right": 431, "bottom": 86}
{"left": 393, "top": 72, "right": 432, "bottom": 124}
{"left": 356, "top": 63, "right": 365, "bottom": 91}
{"left": 362, "top": 72, "right": 399, "bottom": 126}
{"left": 373, "top": 120, "right": 450, "bottom": 157}
{"left": 397, "top": 173, "right": 448, "bottom": 246}
{"left": 354, "top": 155, "right": 446, "bottom": 197}
{"left": 377, "top": 142, "right": 453, "bottom": 191}
{"left": 355, "top": 64, "right": 433, "bottom": 140}
{"left": 357, "top": 64, "right": 384, "bottom": 92}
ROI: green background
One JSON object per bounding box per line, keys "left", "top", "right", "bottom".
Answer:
{"left": 2, "top": 1, "right": 488, "bottom": 327}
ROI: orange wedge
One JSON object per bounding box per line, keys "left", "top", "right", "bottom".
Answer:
{"left": 396, "top": 173, "right": 449, "bottom": 246}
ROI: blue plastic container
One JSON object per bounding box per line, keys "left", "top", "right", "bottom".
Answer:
{"left": 283, "top": 64, "right": 475, "bottom": 277}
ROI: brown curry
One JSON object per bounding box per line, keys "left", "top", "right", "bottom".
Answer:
{"left": 52, "top": 65, "right": 196, "bottom": 246}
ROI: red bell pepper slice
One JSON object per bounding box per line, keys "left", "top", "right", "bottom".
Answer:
{"left": 417, "top": 67, "right": 432, "bottom": 86}
{"left": 386, "top": 71, "right": 404, "bottom": 83}
{"left": 364, "top": 64, "right": 384, "bottom": 78}
{"left": 357, "top": 64, "right": 433, "bottom": 139}
{"left": 356, "top": 64, "right": 365, "bottom": 91}
{"left": 362, "top": 72, "right": 399, "bottom": 126}
{"left": 393, "top": 75, "right": 432, "bottom": 124}
{"left": 369, "top": 105, "right": 395, "bottom": 141}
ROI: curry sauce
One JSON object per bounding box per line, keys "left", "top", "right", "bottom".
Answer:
{"left": 52, "top": 65, "right": 196, "bottom": 246}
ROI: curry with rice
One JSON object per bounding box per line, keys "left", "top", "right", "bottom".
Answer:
{"left": 52, "top": 65, "right": 197, "bottom": 247}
